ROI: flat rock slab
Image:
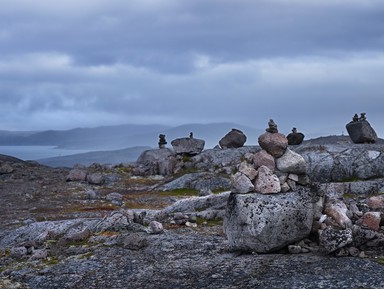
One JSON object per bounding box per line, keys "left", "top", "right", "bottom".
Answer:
{"left": 5, "top": 231, "right": 384, "bottom": 289}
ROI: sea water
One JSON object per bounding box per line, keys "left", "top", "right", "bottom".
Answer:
{"left": 0, "top": 146, "right": 93, "bottom": 161}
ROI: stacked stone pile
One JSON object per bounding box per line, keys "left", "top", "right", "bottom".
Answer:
{"left": 224, "top": 120, "right": 317, "bottom": 253}
{"left": 230, "top": 120, "right": 309, "bottom": 195}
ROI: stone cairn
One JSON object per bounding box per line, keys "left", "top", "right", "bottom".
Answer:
{"left": 224, "top": 119, "right": 315, "bottom": 253}
{"left": 158, "top": 134, "right": 167, "bottom": 149}
{"left": 286, "top": 127, "right": 305, "bottom": 145}
{"left": 346, "top": 112, "right": 377, "bottom": 144}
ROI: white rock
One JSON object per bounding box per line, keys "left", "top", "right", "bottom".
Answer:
{"left": 276, "top": 148, "right": 306, "bottom": 174}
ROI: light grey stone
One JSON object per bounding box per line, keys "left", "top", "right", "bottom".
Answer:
{"left": 276, "top": 148, "right": 306, "bottom": 174}
{"left": 238, "top": 161, "right": 258, "bottom": 181}
{"left": 224, "top": 189, "right": 315, "bottom": 253}
{"left": 171, "top": 138, "right": 205, "bottom": 155}
{"left": 231, "top": 172, "right": 254, "bottom": 194}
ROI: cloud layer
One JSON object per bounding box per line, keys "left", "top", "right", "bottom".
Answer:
{"left": 0, "top": 0, "right": 383, "bottom": 137}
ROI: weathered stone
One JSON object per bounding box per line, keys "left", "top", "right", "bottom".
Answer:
{"left": 351, "top": 224, "right": 381, "bottom": 247}
{"left": 276, "top": 148, "right": 306, "bottom": 174}
{"left": 120, "top": 233, "right": 148, "bottom": 250}
{"left": 361, "top": 212, "right": 382, "bottom": 231}
{"left": 237, "top": 161, "right": 258, "bottom": 180}
{"left": 171, "top": 138, "right": 205, "bottom": 155}
{"left": 253, "top": 150, "right": 275, "bottom": 171}
{"left": 288, "top": 245, "right": 302, "bottom": 254}
{"left": 258, "top": 132, "right": 288, "bottom": 158}
{"left": 0, "top": 162, "right": 14, "bottom": 174}
{"left": 149, "top": 221, "right": 164, "bottom": 234}
{"left": 106, "top": 192, "right": 123, "bottom": 202}
{"left": 10, "top": 246, "right": 27, "bottom": 259}
{"left": 280, "top": 182, "right": 290, "bottom": 193}
{"left": 324, "top": 197, "right": 352, "bottom": 229}
{"left": 367, "top": 195, "right": 384, "bottom": 210}
{"left": 87, "top": 173, "right": 105, "bottom": 185}
{"left": 287, "top": 128, "right": 305, "bottom": 145}
{"left": 219, "top": 129, "right": 247, "bottom": 148}
{"left": 136, "top": 148, "right": 176, "bottom": 176}
{"left": 346, "top": 119, "right": 377, "bottom": 144}
{"left": 254, "top": 165, "right": 281, "bottom": 194}
{"left": 224, "top": 189, "right": 315, "bottom": 253}
{"left": 319, "top": 227, "right": 353, "bottom": 254}
{"left": 231, "top": 172, "right": 254, "bottom": 194}
{"left": 66, "top": 168, "right": 87, "bottom": 182}
{"left": 30, "top": 249, "right": 48, "bottom": 260}
{"left": 83, "top": 190, "right": 99, "bottom": 200}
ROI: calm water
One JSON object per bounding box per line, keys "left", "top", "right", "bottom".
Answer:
{"left": 0, "top": 146, "right": 93, "bottom": 161}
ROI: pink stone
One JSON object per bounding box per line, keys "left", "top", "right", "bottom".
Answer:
{"left": 362, "top": 212, "right": 382, "bottom": 231}
{"left": 254, "top": 165, "right": 281, "bottom": 194}
{"left": 367, "top": 195, "right": 384, "bottom": 210}
{"left": 253, "top": 150, "right": 275, "bottom": 171}
{"left": 258, "top": 132, "right": 288, "bottom": 158}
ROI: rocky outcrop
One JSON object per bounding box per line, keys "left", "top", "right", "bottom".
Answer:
{"left": 171, "top": 137, "right": 205, "bottom": 155}
{"left": 294, "top": 136, "right": 384, "bottom": 182}
{"left": 135, "top": 148, "right": 176, "bottom": 176}
{"left": 219, "top": 128, "right": 247, "bottom": 148}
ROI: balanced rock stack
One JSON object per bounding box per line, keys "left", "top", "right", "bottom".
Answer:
{"left": 224, "top": 119, "right": 318, "bottom": 253}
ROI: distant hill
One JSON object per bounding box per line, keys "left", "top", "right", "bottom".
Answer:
{"left": 0, "top": 123, "right": 263, "bottom": 149}
{"left": 38, "top": 146, "right": 151, "bottom": 167}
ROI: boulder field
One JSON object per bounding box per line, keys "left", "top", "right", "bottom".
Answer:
{"left": 1, "top": 134, "right": 384, "bottom": 288}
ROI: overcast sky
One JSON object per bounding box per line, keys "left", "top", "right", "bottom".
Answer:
{"left": 1, "top": 0, "right": 383, "bottom": 138}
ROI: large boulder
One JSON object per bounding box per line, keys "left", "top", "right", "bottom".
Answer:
{"left": 258, "top": 132, "right": 288, "bottom": 158}
{"left": 171, "top": 138, "right": 205, "bottom": 155}
{"left": 224, "top": 188, "right": 316, "bottom": 253}
{"left": 346, "top": 119, "right": 377, "bottom": 144}
{"left": 136, "top": 148, "right": 176, "bottom": 176}
{"left": 219, "top": 129, "right": 247, "bottom": 148}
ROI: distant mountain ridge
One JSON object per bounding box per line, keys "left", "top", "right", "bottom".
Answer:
{"left": 0, "top": 123, "right": 263, "bottom": 149}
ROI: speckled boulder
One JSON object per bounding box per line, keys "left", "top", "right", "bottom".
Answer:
{"left": 224, "top": 188, "right": 316, "bottom": 253}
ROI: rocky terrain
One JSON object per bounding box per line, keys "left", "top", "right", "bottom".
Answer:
{"left": 1, "top": 135, "right": 384, "bottom": 288}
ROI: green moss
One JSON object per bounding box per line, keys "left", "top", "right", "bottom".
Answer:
{"left": 195, "top": 217, "right": 223, "bottom": 226}
{"left": 342, "top": 193, "right": 357, "bottom": 199}
{"left": 182, "top": 155, "right": 191, "bottom": 162}
{"left": 77, "top": 252, "right": 94, "bottom": 259}
{"left": 212, "top": 187, "right": 228, "bottom": 194}
{"left": 339, "top": 176, "right": 362, "bottom": 183}
{"left": 160, "top": 188, "right": 199, "bottom": 197}
{"left": 377, "top": 257, "right": 384, "bottom": 265}
{"left": 43, "top": 256, "right": 60, "bottom": 266}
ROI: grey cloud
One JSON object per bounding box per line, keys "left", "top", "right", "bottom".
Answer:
{"left": 0, "top": 0, "right": 383, "bottom": 135}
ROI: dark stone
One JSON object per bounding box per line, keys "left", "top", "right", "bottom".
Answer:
{"left": 346, "top": 120, "right": 377, "bottom": 144}
{"left": 219, "top": 129, "right": 247, "bottom": 148}
{"left": 266, "top": 119, "right": 278, "bottom": 133}
{"left": 158, "top": 134, "right": 167, "bottom": 148}
{"left": 287, "top": 128, "right": 305, "bottom": 145}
